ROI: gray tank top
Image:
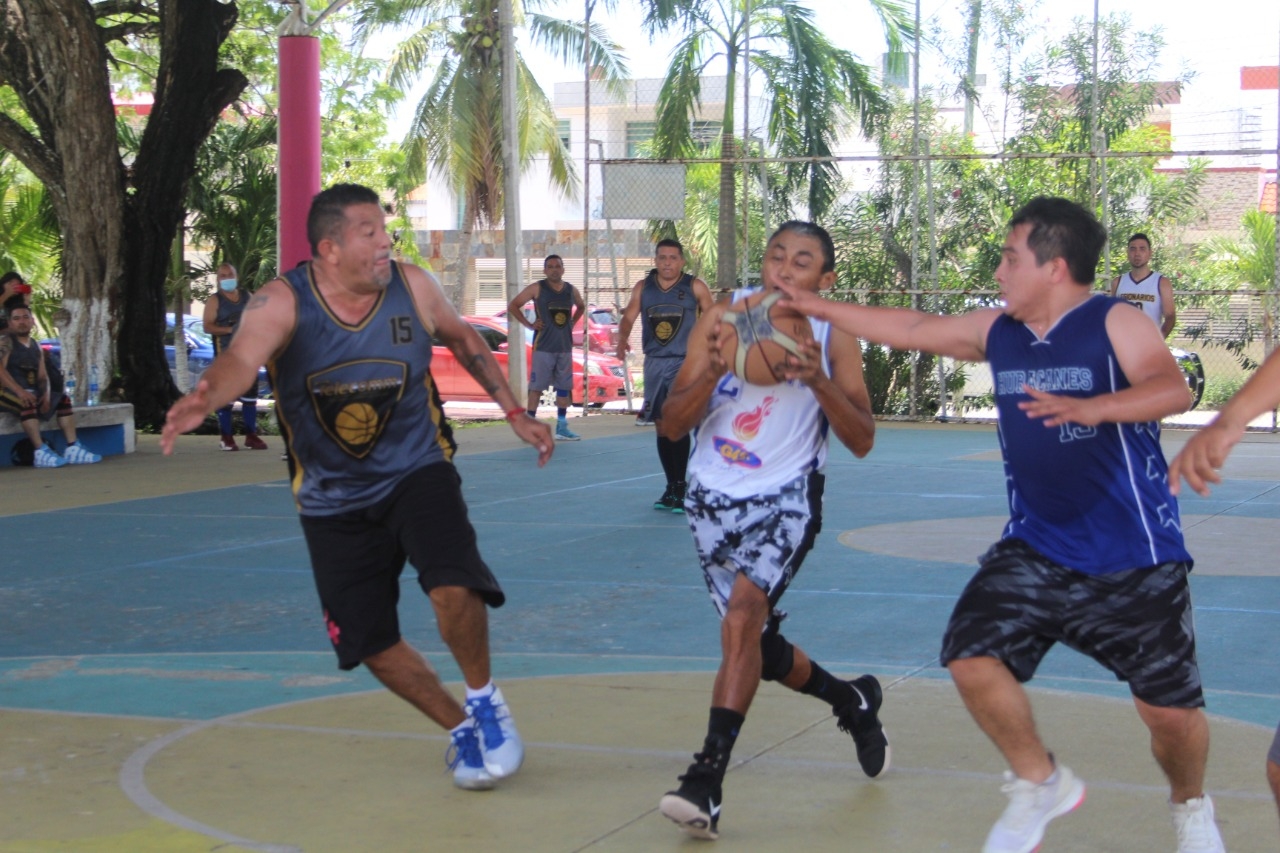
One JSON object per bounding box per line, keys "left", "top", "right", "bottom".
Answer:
{"left": 272, "top": 262, "right": 451, "bottom": 515}
{"left": 641, "top": 272, "right": 697, "bottom": 358}
{"left": 531, "top": 279, "right": 579, "bottom": 353}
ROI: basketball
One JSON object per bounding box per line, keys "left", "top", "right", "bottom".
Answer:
{"left": 717, "top": 290, "right": 814, "bottom": 385}
{"left": 334, "top": 402, "right": 379, "bottom": 445}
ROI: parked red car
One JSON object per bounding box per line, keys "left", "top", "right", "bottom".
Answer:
{"left": 432, "top": 316, "right": 628, "bottom": 406}
{"left": 492, "top": 304, "right": 621, "bottom": 353}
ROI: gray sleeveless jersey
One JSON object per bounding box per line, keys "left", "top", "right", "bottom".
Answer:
{"left": 272, "top": 262, "right": 452, "bottom": 515}
{"left": 212, "top": 289, "right": 251, "bottom": 353}
{"left": 531, "top": 279, "right": 579, "bottom": 353}
{"left": 641, "top": 272, "right": 698, "bottom": 358}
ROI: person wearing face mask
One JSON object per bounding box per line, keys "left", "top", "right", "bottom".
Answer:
{"left": 203, "top": 262, "right": 267, "bottom": 451}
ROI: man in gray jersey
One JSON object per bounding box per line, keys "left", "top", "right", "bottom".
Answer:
{"left": 507, "top": 254, "right": 586, "bottom": 440}
{"left": 163, "top": 183, "right": 553, "bottom": 791}
{"left": 616, "top": 239, "right": 714, "bottom": 511}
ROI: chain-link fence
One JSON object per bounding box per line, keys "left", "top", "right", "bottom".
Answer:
{"left": 565, "top": 1, "right": 1280, "bottom": 425}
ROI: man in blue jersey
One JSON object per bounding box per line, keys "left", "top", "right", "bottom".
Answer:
{"left": 163, "top": 184, "right": 554, "bottom": 792}
{"left": 507, "top": 254, "right": 586, "bottom": 440}
{"left": 653, "top": 222, "right": 885, "bottom": 840}
{"left": 777, "top": 197, "right": 1224, "bottom": 853}
{"left": 616, "top": 240, "right": 715, "bottom": 511}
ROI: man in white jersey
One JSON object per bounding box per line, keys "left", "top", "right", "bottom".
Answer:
{"left": 777, "top": 198, "right": 1223, "bottom": 853}
{"left": 1110, "top": 232, "right": 1176, "bottom": 338}
{"left": 653, "top": 222, "right": 885, "bottom": 840}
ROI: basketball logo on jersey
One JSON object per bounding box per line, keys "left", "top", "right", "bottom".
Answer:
{"left": 647, "top": 306, "right": 684, "bottom": 345}
{"left": 550, "top": 307, "right": 571, "bottom": 327}
{"left": 308, "top": 359, "right": 407, "bottom": 459}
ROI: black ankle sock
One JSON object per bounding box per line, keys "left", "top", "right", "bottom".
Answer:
{"left": 799, "top": 663, "right": 856, "bottom": 709}
{"left": 700, "top": 707, "right": 744, "bottom": 772}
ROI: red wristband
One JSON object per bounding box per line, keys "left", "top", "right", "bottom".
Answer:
{"left": 505, "top": 407, "right": 525, "bottom": 421}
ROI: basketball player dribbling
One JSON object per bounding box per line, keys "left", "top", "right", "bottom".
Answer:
{"left": 652, "top": 221, "right": 887, "bottom": 840}
{"left": 162, "top": 184, "right": 553, "bottom": 792}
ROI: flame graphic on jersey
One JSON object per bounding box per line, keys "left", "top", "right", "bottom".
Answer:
{"left": 732, "top": 396, "right": 776, "bottom": 441}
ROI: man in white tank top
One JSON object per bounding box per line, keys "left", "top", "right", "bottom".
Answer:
{"left": 1110, "top": 232, "right": 1176, "bottom": 338}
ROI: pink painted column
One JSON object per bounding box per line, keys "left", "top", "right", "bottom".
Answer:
{"left": 278, "top": 35, "right": 322, "bottom": 272}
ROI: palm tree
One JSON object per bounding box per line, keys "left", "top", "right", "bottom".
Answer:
{"left": 1200, "top": 210, "right": 1279, "bottom": 358}
{"left": 355, "top": 0, "right": 628, "bottom": 312}
{"left": 640, "top": 0, "right": 912, "bottom": 289}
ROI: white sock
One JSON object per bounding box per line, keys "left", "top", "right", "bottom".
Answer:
{"left": 465, "top": 681, "right": 496, "bottom": 701}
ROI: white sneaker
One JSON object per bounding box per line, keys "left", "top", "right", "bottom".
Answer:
{"left": 33, "top": 445, "right": 67, "bottom": 468}
{"left": 465, "top": 686, "right": 524, "bottom": 778}
{"left": 1171, "top": 795, "right": 1226, "bottom": 853}
{"left": 63, "top": 442, "right": 102, "bottom": 464}
{"left": 445, "top": 722, "right": 494, "bottom": 791}
{"left": 983, "top": 764, "right": 1086, "bottom": 853}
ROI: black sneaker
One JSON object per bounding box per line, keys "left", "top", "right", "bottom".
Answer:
{"left": 668, "top": 481, "right": 687, "bottom": 514}
{"left": 653, "top": 484, "right": 675, "bottom": 510}
{"left": 835, "top": 674, "right": 891, "bottom": 778}
{"left": 659, "top": 761, "right": 723, "bottom": 840}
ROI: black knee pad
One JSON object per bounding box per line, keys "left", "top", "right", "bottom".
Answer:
{"left": 760, "top": 623, "right": 795, "bottom": 682}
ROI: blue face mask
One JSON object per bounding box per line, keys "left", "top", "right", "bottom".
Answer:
{"left": 219, "top": 277, "right": 237, "bottom": 292}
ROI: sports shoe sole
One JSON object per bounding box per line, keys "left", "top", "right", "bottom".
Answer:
{"left": 983, "top": 775, "right": 1086, "bottom": 853}
{"left": 452, "top": 771, "right": 496, "bottom": 791}
{"left": 659, "top": 792, "right": 719, "bottom": 840}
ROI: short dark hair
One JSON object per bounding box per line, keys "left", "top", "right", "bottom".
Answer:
{"left": 769, "top": 221, "right": 837, "bottom": 274}
{"left": 307, "top": 183, "right": 382, "bottom": 256}
{"left": 655, "top": 238, "right": 684, "bottom": 256}
{"left": 1128, "top": 233, "right": 1151, "bottom": 247}
{"left": 544, "top": 254, "right": 563, "bottom": 265}
{"left": 1008, "top": 197, "right": 1107, "bottom": 285}
{"left": 6, "top": 302, "right": 32, "bottom": 317}
{"left": 1, "top": 271, "right": 24, "bottom": 288}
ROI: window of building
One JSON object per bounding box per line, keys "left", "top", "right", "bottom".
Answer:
{"left": 626, "top": 121, "right": 655, "bottom": 157}
{"left": 557, "top": 120, "right": 571, "bottom": 150}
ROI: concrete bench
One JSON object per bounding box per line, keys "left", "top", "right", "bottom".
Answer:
{"left": 0, "top": 402, "right": 135, "bottom": 466}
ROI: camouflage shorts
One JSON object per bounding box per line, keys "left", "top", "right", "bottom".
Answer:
{"left": 685, "top": 472, "right": 824, "bottom": 618}
{"left": 940, "top": 538, "right": 1203, "bottom": 708}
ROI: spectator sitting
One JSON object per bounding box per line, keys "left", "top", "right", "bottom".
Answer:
{"left": 0, "top": 304, "right": 101, "bottom": 467}
{"left": 0, "top": 271, "right": 33, "bottom": 333}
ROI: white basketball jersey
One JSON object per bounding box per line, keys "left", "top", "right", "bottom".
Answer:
{"left": 1113, "top": 270, "right": 1163, "bottom": 328}
{"left": 688, "top": 289, "right": 832, "bottom": 499}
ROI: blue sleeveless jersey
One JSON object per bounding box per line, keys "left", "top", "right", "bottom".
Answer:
{"left": 641, "top": 272, "right": 698, "bottom": 358}
{"left": 271, "top": 262, "right": 452, "bottom": 515}
{"left": 988, "top": 294, "right": 1191, "bottom": 574}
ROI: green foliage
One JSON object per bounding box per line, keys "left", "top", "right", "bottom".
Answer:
{"left": 1200, "top": 375, "right": 1247, "bottom": 410}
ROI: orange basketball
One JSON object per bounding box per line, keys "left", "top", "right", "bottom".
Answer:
{"left": 717, "top": 290, "right": 814, "bottom": 385}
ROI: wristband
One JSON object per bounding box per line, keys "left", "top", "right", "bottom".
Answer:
{"left": 505, "top": 407, "right": 525, "bottom": 422}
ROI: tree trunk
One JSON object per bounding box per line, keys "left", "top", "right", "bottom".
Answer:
{"left": 457, "top": 195, "right": 478, "bottom": 315}
{"left": 0, "top": 0, "right": 127, "bottom": 405}
{"left": 0, "top": 0, "right": 245, "bottom": 427}
{"left": 120, "top": 0, "right": 245, "bottom": 426}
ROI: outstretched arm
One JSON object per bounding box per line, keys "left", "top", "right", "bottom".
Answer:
{"left": 657, "top": 304, "right": 729, "bottom": 441}
{"left": 775, "top": 281, "right": 996, "bottom": 362}
{"left": 1169, "top": 348, "right": 1280, "bottom": 496}
{"left": 163, "top": 281, "right": 295, "bottom": 453}
{"left": 407, "top": 265, "right": 554, "bottom": 466}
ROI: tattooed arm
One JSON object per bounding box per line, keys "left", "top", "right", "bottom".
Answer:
{"left": 403, "top": 264, "right": 554, "bottom": 464}
{"left": 162, "top": 281, "right": 295, "bottom": 453}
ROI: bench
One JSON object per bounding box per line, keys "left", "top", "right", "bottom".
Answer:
{"left": 0, "top": 402, "right": 135, "bottom": 467}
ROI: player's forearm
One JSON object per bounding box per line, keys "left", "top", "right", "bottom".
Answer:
{"left": 196, "top": 353, "right": 261, "bottom": 413}
{"left": 809, "top": 377, "right": 875, "bottom": 458}
{"left": 1093, "top": 373, "right": 1193, "bottom": 423}
{"left": 454, "top": 343, "right": 521, "bottom": 412}
{"left": 657, "top": 371, "right": 719, "bottom": 441}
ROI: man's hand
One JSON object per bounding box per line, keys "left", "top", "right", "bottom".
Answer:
{"left": 778, "top": 338, "right": 825, "bottom": 386}
{"left": 773, "top": 281, "right": 828, "bottom": 318}
{"left": 1168, "top": 422, "right": 1242, "bottom": 497}
{"left": 161, "top": 380, "right": 214, "bottom": 455}
{"left": 509, "top": 413, "right": 555, "bottom": 467}
{"left": 15, "top": 387, "right": 37, "bottom": 408}
{"left": 1017, "top": 386, "right": 1102, "bottom": 428}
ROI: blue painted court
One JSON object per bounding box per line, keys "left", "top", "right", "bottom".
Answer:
{"left": 1, "top": 419, "right": 1277, "bottom": 852}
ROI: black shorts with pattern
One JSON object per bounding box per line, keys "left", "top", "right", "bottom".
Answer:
{"left": 939, "top": 538, "right": 1203, "bottom": 708}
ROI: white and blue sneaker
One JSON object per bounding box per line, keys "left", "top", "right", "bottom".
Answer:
{"left": 63, "top": 442, "right": 102, "bottom": 465}
{"left": 33, "top": 445, "right": 67, "bottom": 468}
{"left": 465, "top": 686, "right": 524, "bottom": 778}
{"left": 446, "top": 722, "right": 495, "bottom": 791}
{"left": 555, "top": 420, "right": 581, "bottom": 441}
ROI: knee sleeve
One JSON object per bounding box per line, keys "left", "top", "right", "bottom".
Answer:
{"left": 760, "top": 625, "right": 795, "bottom": 682}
